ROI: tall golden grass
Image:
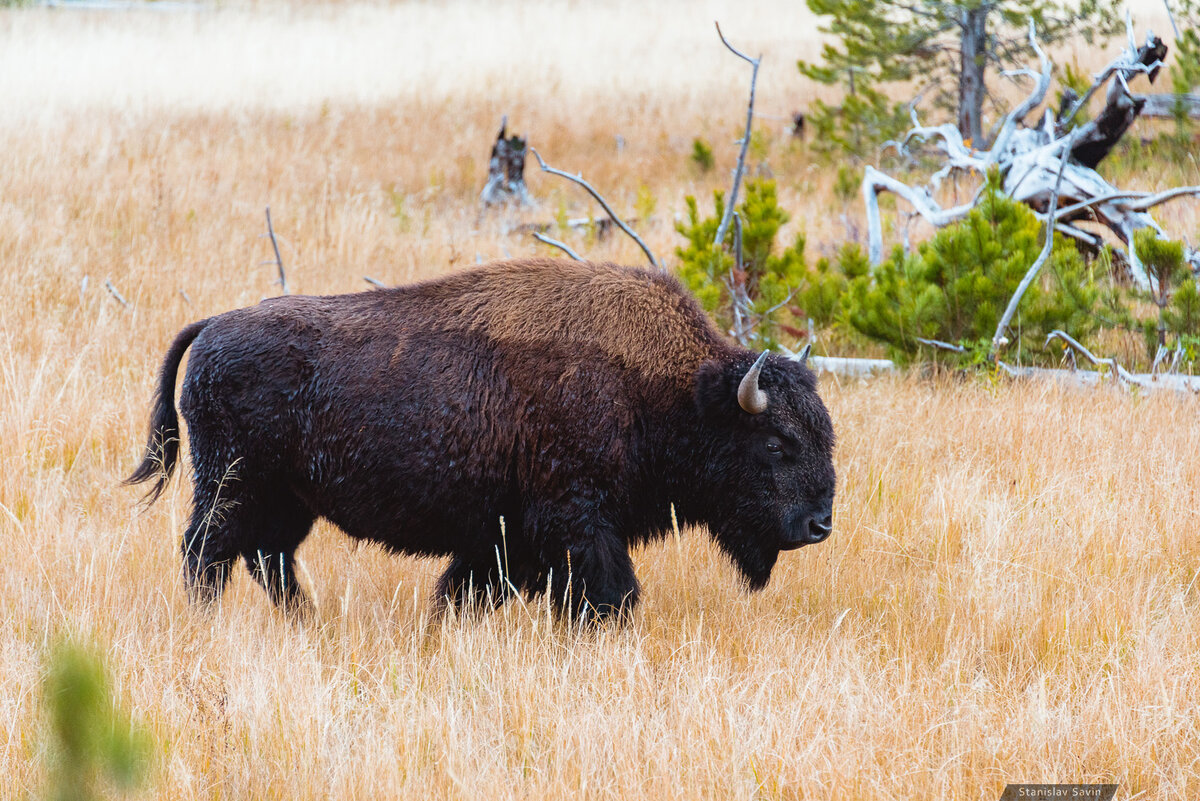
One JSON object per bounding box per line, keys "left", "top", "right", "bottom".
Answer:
{"left": 1, "top": 2, "right": 1198, "bottom": 798}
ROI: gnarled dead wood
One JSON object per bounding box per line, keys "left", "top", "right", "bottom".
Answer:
{"left": 862, "top": 18, "right": 1199, "bottom": 292}
{"left": 480, "top": 116, "right": 533, "bottom": 209}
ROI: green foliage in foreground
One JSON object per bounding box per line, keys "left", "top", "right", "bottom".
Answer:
{"left": 841, "top": 179, "right": 1099, "bottom": 364}
{"left": 42, "top": 640, "right": 153, "bottom": 801}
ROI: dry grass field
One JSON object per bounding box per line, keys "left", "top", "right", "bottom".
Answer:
{"left": 2, "top": 1, "right": 1199, "bottom": 799}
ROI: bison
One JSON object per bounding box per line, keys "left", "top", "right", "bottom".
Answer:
{"left": 127, "top": 259, "right": 835, "bottom": 619}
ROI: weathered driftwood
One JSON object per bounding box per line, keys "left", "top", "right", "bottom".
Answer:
{"left": 1138, "top": 92, "right": 1200, "bottom": 119}
{"left": 862, "top": 19, "right": 1200, "bottom": 291}
{"left": 480, "top": 116, "right": 533, "bottom": 209}
{"left": 798, "top": 351, "right": 1200, "bottom": 393}
{"left": 806, "top": 355, "right": 898, "bottom": 377}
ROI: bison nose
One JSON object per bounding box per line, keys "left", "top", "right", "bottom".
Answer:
{"left": 808, "top": 513, "right": 833, "bottom": 542}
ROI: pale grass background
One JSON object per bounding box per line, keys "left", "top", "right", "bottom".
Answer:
{"left": 1, "top": 1, "right": 1198, "bottom": 799}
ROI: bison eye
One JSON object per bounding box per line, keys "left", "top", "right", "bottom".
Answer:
{"left": 765, "top": 438, "right": 783, "bottom": 456}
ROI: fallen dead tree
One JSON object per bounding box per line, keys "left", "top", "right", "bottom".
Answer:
{"left": 863, "top": 17, "right": 1200, "bottom": 290}
{"left": 1139, "top": 91, "right": 1200, "bottom": 119}
{"left": 792, "top": 340, "right": 1200, "bottom": 394}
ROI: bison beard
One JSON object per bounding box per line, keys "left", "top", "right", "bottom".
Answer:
{"left": 127, "top": 259, "right": 836, "bottom": 621}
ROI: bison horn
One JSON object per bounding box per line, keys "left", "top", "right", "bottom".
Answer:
{"left": 737, "top": 351, "right": 770, "bottom": 414}
{"left": 797, "top": 343, "right": 811, "bottom": 364}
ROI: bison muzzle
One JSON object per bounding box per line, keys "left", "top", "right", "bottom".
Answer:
{"left": 127, "top": 259, "right": 836, "bottom": 620}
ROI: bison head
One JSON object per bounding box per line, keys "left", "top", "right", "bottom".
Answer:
{"left": 694, "top": 349, "right": 836, "bottom": 589}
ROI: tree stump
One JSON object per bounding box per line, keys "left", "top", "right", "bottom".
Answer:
{"left": 479, "top": 116, "right": 533, "bottom": 209}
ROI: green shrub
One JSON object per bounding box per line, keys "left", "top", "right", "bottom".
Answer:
{"left": 843, "top": 178, "right": 1098, "bottom": 363}
{"left": 690, "top": 138, "right": 715, "bottom": 173}
{"left": 1135, "top": 229, "right": 1199, "bottom": 354}
{"left": 674, "top": 180, "right": 808, "bottom": 347}
{"left": 799, "top": 85, "right": 909, "bottom": 160}
{"left": 801, "top": 243, "right": 869, "bottom": 326}
{"left": 1172, "top": 28, "right": 1200, "bottom": 141}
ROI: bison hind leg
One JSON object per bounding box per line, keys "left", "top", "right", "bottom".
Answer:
{"left": 240, "top": 496, "right": 316, "bottom": 617}
{"left": 181, "top": 497, "right": 238, "bottom": 607}
{"left": 181, "top": 465, "right": 316, "bottom": 615}
{"left": 434, "top": 553, "right": 511, "bottom": 614}
{"left": 246, "top": 548, "right": 312, "bottom": 617}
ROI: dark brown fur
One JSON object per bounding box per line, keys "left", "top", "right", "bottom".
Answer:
{"left": 128, "top": 259, "right": 836, "bottom": 619}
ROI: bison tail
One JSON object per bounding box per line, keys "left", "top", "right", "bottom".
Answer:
{"left": 125, "top": 318, "right": 210, "bottom": 504}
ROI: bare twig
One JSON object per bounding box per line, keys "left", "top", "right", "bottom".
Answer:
{"left": 529, "top": 147, "right": 662, "bottom": 271}
{"left": 713, "top": 21, "right": 762, "bottom": 250}
{"left": 532, "top": 231, "right": 584, "bottom": 261}
{"left": 104, "top": 279, "right": 130, "bottom": 309}
{"left": 916, "top": 337, "right": 967, "bottom": 353}
{"left": 733, "top": 211, "right": 744, "bottom": 275}
{"left": 757, "top": 286, "right": 800, "bottom": 318}
{"left": 989, "top": 20, "right": 1051, "bottom": 158}
{"left": 1121, "top": 185, "right": 1200, "bottom": 213}
{"left": 991, "top": 131, "right": 1077, "bottom": 356}
{"left": 263, "top": 206, "right": 290, "bottom": 295}
{"left": 1162, "top": 0, "right": 1181, "bottom": 39}
{"left": 1044, "top": 330, "right": 1143, "bottom": 385}
{"left": 726, "top": 212, "right": 756, "bottom": 345}
{"left": 363, "top": 276, "right": 387, "bottom": 289}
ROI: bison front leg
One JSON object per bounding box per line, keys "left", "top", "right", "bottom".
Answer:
{"left": 554, "top": 531, "right": 640, "bottom": 623}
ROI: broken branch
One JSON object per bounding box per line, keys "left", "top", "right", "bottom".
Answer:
{"left": 916, "top": 337, "right": 967, "bottom": 353}
{"left": 530, "top": 147, "right": 662, "bottom": 271}
{"left": 713, "top": 21, "right": 762, "bottom": 250}
{"left": 1043, "top": 329, "right": 1143, "bottom": 385}
{"left": 991, "top": 130, "right": 1077, "bottom": 356}
{"left": 104, "top": 279, "right": 130, "bottom": 309}
{"left": 532, "top": 231, "right": 584, "bottom": 261}
{"left": 264, "top": 206, "right": 289, "bottom": 295}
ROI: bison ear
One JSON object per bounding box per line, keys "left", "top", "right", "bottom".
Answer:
{"left": 694, "top": 358, "right": 749, "bottom": 420}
